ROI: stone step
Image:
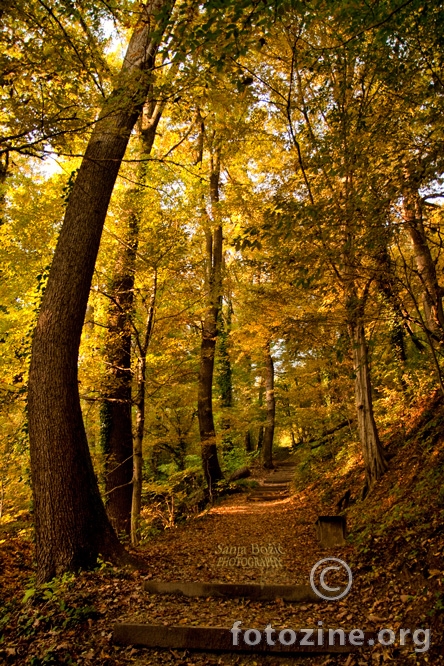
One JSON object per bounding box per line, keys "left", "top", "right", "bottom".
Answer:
{"left": 264, "top": 478, "right": 293, "bottom": 484}
{"left": 113, "top": 623, "right": 368, "bottom": 654}
{"left": 143, "top": 581, "right": 343, "bottom": 602}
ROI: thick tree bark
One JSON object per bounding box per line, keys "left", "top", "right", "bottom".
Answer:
{"left": 348, "top": 315, "right": 388, "bottom": 488}
{"left": 402, "top": 189, "right": 444, "bottom": 337}
{"left": 198, "top": 147, "right": 223, "bottom": 492}
{"left": 262, "top": 343, "right": 275, "bottom": 469}
{"left": 27, "top": 0, "right": 173, "bottom": 582}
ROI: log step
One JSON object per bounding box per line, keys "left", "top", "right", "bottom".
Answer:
{"left": 143, "top": 581, "right": 343, "bottom": 602}
{"left": 253, "top": 485, "right": 289, "bottom": 492}
{"left": 249, "top": 489, "right": 290, "bottom": 495}
{"left": 247, "top": 494, "right": 290, "bottom": 502}
{"left": 113, "top": 624, "right": 367, "bottom": 654}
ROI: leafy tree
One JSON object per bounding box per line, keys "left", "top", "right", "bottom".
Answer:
{"left": 27, "top": 0, "right": 175, "bottom": 582}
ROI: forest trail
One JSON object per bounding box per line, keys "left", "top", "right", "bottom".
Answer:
{"left": 133, "top": 457, "right": 329, "bottom": 587}
{"left": 3, "top": 447, "right": 441, "bottom": 665}
{"left": 114, "top": 459, "right": 362, "bottom": 665}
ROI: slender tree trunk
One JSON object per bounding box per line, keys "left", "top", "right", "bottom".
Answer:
{"left": 343, "top": 204, "right": 387, "bottom": 489}
{"left": 27, "top": 0, "right": 173, "bottom": 582}
{"left": 257, "top": 426, "right": 264, "bottom": 451}
{"left": 374, "top": 243, "right": 412, "bottom": 393}
{"left": 256, "top": 373, "right": 265, "bottom": 451}
{"left": 102, "top": 95, "right": 164, "bottom": 536}
{"left": 282, "top": 394, "right": 298, "bottom": 449}
{"left": 217, "top": 301, "right": 233, "bottom": 449}
{"left": 402, "top": 189, "right": 444, "bottom": 337}
{"left": 244, "top": 430, "right": 253, "bottom": 452}
{"left": 0, "top": 151, "right": 8, "bottom": 223}
{"left": 131, "top": 354, "right": 146, "bottom": 546}
{"left": 375, "top": 244, "right": 409, "bottom": 362}
{"left": 101, "top": 217, "right": 138, "bottom": 535}
{"left": 242, "top": 354, "right": 254, "bottom": 452}
{"left": 348, "top": 313, "right": 388, "bottom": 488}
{"left": 198, "top": 146, "right": 223, "bottom": 492}
{"left": 131, "top": 272, "right": 157, "bottom": 546}
{"left": 262, "top": 343, "right": 275, "bottom": 469}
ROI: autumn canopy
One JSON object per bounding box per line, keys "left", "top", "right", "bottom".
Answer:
{"left": 1, "top": 0, "right": 444, "bottom": 583}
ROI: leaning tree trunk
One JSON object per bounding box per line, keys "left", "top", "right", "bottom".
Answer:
{"left": 262, "top": 343, "right": 275, "bottom": 469}
{"left": 348, "top": 315, "right": 388, "bottom": 489}
{"left": 27, "top": 0, "right": 173, "bottom": 582}
{"left": 198, "top": 145, "right": 223, "bottom": 493}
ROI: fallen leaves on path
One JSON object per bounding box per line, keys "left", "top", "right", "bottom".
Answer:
{"left": 0, "top": 455, "right": 442, "bottom": 666}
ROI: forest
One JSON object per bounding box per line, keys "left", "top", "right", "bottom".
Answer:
{"left": 0, "top": 0, "right": 444, "bottom": 664}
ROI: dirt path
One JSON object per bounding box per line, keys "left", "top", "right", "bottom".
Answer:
{"left": 117, "top": 462, "right": 361, "bottom": 666}
{"left": 3, "top": 459, "right": 438, "bottom": 665}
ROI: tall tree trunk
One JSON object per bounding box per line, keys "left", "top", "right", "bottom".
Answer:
{"left": 402, "top": 189, "right": 444, "bottom": 337}
{"left": 374, "top": 243, "right": 413, "bottom": 393}
{"left": 198, "top": 145, "right": 223, "bottom": 492}
{"left": 245, "top": 430, "right": 254, "bottom": 452}
{"left": 348, "top": 311, "right": 388, "bottom": 488}
{"left": 131, "top": 272, "right": 157, "bottom": 546}
{"left": 257, "top": 426, "right": 264, "bottom": 451}
{"left": 101, "top": 216, "right": 138, "bottom": 535}
{"left": 0, "top": 151, "right": 8, "bottom": 223}
{"left": 101, "top": 95, "right": 164, "bottom": 536}
{"left": 217, "top": 301, "right": 233, "bottom": 449}
{"left": 262, "top": 342, "right": 275, "bottom": 469}
{"left": 344, "top": 195, "right": 388, "bottom": 489}
{"left": 256, "top": 373, "right": 265, "bottom": 450}
{"left": 27, "top": 0, "right": 173, "bottom": 582}
{"left": 375, "top": 244, "right": 408, "bottom": 362}
{"left": 243, "top": 354, "right": 254, "bottom": 452}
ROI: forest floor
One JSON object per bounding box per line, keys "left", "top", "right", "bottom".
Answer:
{"left": 1, "top": 395, "right": 444, "bottom": 666}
